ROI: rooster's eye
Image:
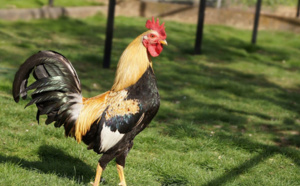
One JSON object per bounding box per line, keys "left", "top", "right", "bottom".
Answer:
{"left": 150, "top": 34, "right": 155, "bottom": 38}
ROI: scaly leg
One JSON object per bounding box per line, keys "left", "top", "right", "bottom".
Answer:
{"left": 117, "top": 164, "right": 127, "bottom": 186}
{"left": 92, "top": 154, "right": 115, "bottom": 185}
{"left": 92, "top": 163, "right": 103, "bottom": 186}
{"left": 116, "top": 141, "right": 133, "bottom": 186}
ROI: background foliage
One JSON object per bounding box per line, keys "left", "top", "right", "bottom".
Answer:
{"left": 0, "top": 0, "right": 103, "bottom": 9}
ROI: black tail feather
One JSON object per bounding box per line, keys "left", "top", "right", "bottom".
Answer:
{"left": 13, "top": 50, "right": 83, "bottom": 135}
{"left": 13, "top": 50, "right": 81, "bottom": 102}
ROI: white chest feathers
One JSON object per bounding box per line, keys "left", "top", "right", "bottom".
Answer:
{"left": 100, "top": 124, "right": 124, "bottom": 152}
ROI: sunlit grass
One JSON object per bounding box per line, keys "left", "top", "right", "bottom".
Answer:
{"left": 0, "top": 15, "right": 300, "bottom": 185}
{"left": 0, "top": 0, "right": 103, "bottom": 9}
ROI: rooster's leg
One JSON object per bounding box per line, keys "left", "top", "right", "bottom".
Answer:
{"left": 92, "top": 154, "right": 115, "bottom": 185}
{"left": 116, "top": 141, "right": 133, "bottom": 186}
{"left": 92, "top": 163, "right": 103, "bottom": 186}
{"left": 117, "top": 164, "right": 127, "bottom": 186}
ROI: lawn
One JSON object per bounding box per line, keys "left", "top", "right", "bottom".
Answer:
{"left": 0, "top": 15, "right": 300, "bottom": 185}
{"left": 0, "top": 0, "right": 103, "bottom": 9}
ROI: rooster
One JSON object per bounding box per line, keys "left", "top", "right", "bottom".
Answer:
{"left": 12, "top": 17, "right": 167, "bottom": 186}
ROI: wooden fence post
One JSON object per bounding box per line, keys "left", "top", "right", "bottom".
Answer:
{"left": 103, "top": 0, "right": 116, "bottom": 68}
{"left": 194, "top": 0, "right": 206, "bottom": 54}
{"left": 251, "top": 0, "right": 262, "bottom": 44}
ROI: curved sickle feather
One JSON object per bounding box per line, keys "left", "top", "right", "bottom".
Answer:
{"left": 12, "top": 50, "right": 81, "bottom": 102}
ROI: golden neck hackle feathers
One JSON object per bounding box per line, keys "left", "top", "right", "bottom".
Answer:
{"left": 111, "top": 31, "right": 153, "bottom": 92}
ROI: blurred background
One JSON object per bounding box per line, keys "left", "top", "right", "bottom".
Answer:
{"left": 1, "top": 0, "right": 300, "bottom": 32}
{"left": 0, "top": 1, "right": 300, "bottom": 186}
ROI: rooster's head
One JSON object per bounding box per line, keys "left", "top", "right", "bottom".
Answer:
{"left": 142, "top": 17, "right": 167, "bottom": 57}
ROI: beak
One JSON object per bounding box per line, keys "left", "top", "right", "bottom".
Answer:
{"left": 160, "top": 40, "right": 168, "bottom": 46}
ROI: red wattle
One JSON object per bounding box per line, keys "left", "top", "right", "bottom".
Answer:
{"left": 147, "top": 44, "right": 163, "bottom": 57}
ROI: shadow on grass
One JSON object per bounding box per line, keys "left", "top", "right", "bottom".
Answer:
{"left": 159, "top": 173, "right": 189, "bottom": 186}
{"left": 203, "top": 133, "right": 300, "bottom": 186}
{"left": 0, "top": 145, "right": 94, "bottom": 184}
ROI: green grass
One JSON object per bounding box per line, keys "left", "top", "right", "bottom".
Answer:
{"left": 1, "top": 15, "right": 300, "bottom": 185}
{"left": 0, "top": 0, "right": 297, "bottom": 9}
{"left": 0, "top": 0, "right": 103, "bottom": 9}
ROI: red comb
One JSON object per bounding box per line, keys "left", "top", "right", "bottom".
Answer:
{"left": 145, "top": 17, "right": 166, "bottom": 39}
